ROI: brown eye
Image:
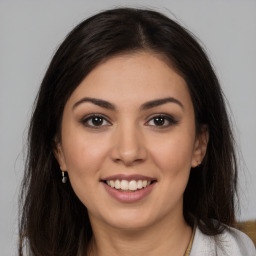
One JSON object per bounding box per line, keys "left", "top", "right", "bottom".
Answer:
{"left": 82, "top": 114, "right": 111, "bottom": 128}
{"left": 91, "top": 116, "right": 103, "bottom": 126}
{"left": 146, "top": 114, "right": 178, "bottom": 128}
{"left": 153, "top": 117, "right": 165, "bottom": 126}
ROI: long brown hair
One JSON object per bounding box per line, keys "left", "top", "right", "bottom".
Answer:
{"left": 19, "top": 8, "right": 238, "bottom": 255}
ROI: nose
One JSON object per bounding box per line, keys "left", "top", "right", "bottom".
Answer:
{"left": 110, "top": 122, "right": 147, "bottom": 166}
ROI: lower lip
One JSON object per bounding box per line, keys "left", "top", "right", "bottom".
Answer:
{"left": 102, "top": 182, "right": 155, "bottom": 203}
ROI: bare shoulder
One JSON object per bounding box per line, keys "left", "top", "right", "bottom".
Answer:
{"left": 190, "top": 225, "right": 256, "bottom": 256}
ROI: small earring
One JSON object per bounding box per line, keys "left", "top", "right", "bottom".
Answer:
{"left": 197, "top": 161, "right": 201, "bottom": 167}
{"left": 62, "top": 171, "right": 67, "bottom": 183}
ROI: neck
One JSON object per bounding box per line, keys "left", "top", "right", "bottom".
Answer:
{"left": 88, "top": 214, "right": 192, "bottom": 256}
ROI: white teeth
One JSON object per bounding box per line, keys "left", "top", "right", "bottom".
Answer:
{"left": 137, "top": 180, "right": 143, "bottom": 189}
{"left": 106, "top": 179, "right": 152, "bottom": 191}
{"left": 142, "top": 180, "right": 148, "bottom": 188}
{"left": 120, "top": 180, "right": 129, "bottom": 190}
{"left": 114, "top": 180, "right": 121, "bottom": 189}
{"left": 110, "top": 180, "right": 115, "bottom": 188}
{"left": 129, "top": 180, "right": 137, "bottom": 191}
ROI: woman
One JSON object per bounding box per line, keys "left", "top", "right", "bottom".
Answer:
{"left": 19, "top": 8, "right": 255, "bottom": 256}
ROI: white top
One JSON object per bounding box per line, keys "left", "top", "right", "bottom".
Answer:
{"left": 190, "top": 226, "right": 256, "bottom": 255}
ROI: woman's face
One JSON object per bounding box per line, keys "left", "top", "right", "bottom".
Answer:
{"left": 56, "top": 52, "right": 208, "bottom": 230}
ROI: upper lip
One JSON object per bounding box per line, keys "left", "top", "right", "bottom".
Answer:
{"left": 101, "top": 174, "right": 157, "bottom": 182}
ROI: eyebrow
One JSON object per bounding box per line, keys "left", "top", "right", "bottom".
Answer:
{"left": 72, "top": 97, "right": 184, "bottom": 111}
{"left": 73, "top": 97, "right": 116, "bottom": 110}
{"left": 140, "top": 97, "right": 184, "bottom": 111}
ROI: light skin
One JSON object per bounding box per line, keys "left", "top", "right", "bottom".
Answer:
{"left": 55, "top": 52, "right": 208, "bottom": 256}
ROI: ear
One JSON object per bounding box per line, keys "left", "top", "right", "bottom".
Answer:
{"left": 191, "top": 125, "right": 209, "bottom": 167}
{"left": 53, "top": 141, "right": 67, "bottom": 172}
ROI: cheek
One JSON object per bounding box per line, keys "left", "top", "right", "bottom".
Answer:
{"left": 61, "top": 133, "right": 110, "bottom": 208}
{"left": 148, "top": 132, "right": 195, "bottom": 176}
{"left": 62, "top": 131, "right": 109, "bottom": 177}
{"left": 149, "top": 133, "right": 195, "bottom": 206}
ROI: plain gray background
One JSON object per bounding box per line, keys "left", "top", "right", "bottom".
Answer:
{"left": 0, "top": 1, "right": 255, "bottom": 255}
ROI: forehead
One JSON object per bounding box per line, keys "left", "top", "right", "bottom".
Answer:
{"left": 66, "top": 52, "right": 192, "bottom": 109}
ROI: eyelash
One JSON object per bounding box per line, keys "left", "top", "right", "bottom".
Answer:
{"left": 145, "top": 114, "right": 178, "bottom": 128}
{"left": 81, "top": 114, "right": 111, "bottom": 129}
{"left": 81, "top": 113, "right": 178, "bottom": 129}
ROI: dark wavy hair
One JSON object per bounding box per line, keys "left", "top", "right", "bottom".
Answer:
{"left": 19, "top": 7, "right": 238, "bottom": 255}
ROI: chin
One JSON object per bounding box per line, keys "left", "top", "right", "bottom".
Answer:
{"left": 109, "top": 218, "right": 152, "bottom": 231}
{"left": 100, "top": 208, "right": 159, "bottom": 230}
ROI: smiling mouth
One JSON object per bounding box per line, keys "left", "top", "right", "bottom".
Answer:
{"left": 103, "top": 179, "right": 156, "bottom": 192}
